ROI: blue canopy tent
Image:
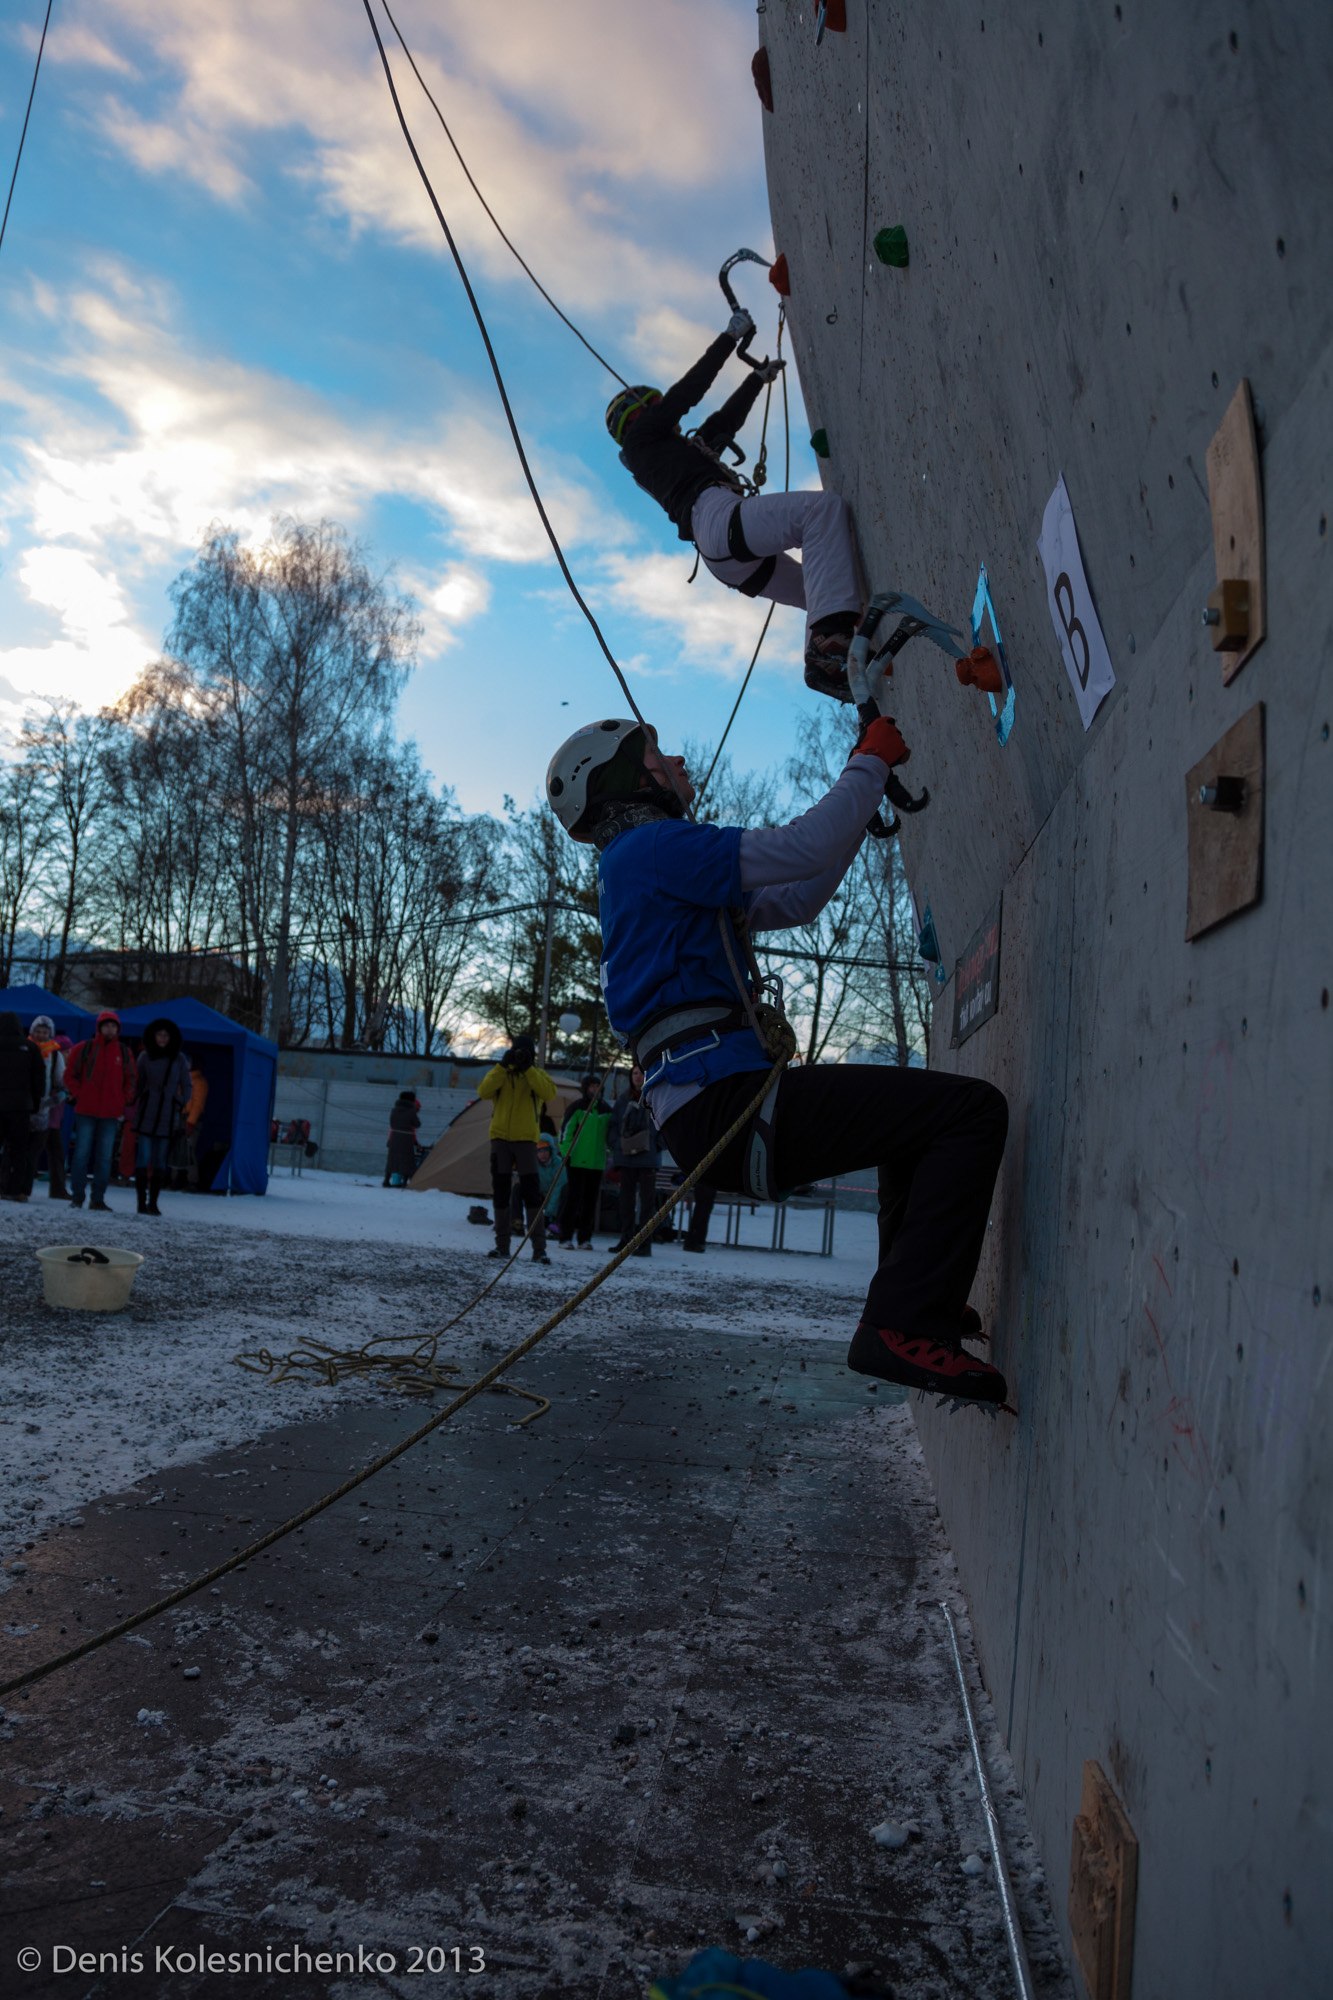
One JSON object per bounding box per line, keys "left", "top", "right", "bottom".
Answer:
{"left": 117, "top": 998, "right": 277, "bottom": 1195}
{"left": 0, "top": 983, "right": 95, "bottom": 1038}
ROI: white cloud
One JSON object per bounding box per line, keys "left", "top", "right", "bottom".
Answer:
{"left": 24, "top": 21, "right": 135, "bottom": 74}
{"left": 0, "top": 546, "right": 154, "bottom": 713}
{"left": 0, "top": 266, "right": 632, "bottom": 711}
{"left": 67, "top": 0, "right": 752, "bottom": 319}
{"left": 595, "top": 549, "right": 803, "bottom": 680}
{"left": 403, "top": 562, "right": 491, "bottom": 656}
{"left": 7, "top": 267, "right": 614, "bottom": 565}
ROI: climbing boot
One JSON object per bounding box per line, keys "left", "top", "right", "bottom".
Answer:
{"left": 803, "top": 631, "right": 854, "bottom": 702}
{"left": 847, "top": 1321, "right": 1007, "bottom": 1404}
{"left": 135, "top": 1170, "right": 149, "bottom": 1214}
{"left": 146, "top": 1174, "right": 163, "bottom": 1217}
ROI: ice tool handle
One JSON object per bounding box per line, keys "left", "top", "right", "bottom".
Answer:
{"left": 720, "top": 247, "right": 775, "bottom": 374}
{"left": 847, "top": 591, "right": 943, "bottom": 823}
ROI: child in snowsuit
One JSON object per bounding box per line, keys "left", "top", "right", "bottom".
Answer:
{"left": 607, "top": 311, "right": 862, "bottom": 699}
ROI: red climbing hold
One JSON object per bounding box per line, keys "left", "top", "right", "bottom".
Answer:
{"left": 822, "top": 0, "right": 848, "bottom": 31}
{"left": 752, "top": 47, "right": 773, "bottom": 112}
{"left": 769, "top": 253, "right": 791, "bottom": 297}
{"left": 956, "top": 645, "right": 1004, "bottom": 695}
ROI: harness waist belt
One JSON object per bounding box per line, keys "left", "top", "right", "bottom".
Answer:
{"left": 633, "top": 1003, "right": 750, "bottom": 1073}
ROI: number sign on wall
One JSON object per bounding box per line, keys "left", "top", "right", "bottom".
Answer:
{"left": 1039, "top": 474, "right": 1116, "bottom": 731}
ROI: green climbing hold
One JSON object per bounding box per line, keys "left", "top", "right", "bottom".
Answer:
{"left": 874, "top": 226, "right": 910, "bottom": 269}
{"left": 809, "top": 428, "right": 830, "bottom": 458}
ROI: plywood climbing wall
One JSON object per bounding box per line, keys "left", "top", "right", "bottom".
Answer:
{"left": 758, "top": 5, "right": 1332, "bottom": 1995}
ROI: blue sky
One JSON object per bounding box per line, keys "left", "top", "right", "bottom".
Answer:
{"left": 0, "top": 0, "right": 818, "bottom": 816}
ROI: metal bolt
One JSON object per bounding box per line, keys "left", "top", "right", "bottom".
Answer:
{"left": 1199, "top": 776, "right": 1245, "bottom": 813}
{"left": 1202, "top": 606, "right": 1221, "bottom": 627}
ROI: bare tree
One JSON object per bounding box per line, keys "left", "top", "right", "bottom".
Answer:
{"left": 18, "top": 703, "right": 110, "bottom": 994}
{"left": 0, "top": 753, "right": 49, "bottom": 986}
{"left": 166, "top": 519, "right": 419, "bottom": 1040}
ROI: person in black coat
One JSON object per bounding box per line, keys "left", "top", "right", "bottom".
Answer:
{"left": 384, "top": 1090, "right": 421, "bottom": 1186}
{"left": 607, "top": 1065, "right": 663, "bottom": 1256}
{"left": 0, "top": 1011, "right": 44, "bottom": 1201}
{"left": 133, "top": 1018, "right": 192, "bottom": 1217}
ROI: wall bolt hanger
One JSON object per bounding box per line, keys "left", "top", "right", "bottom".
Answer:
{"left": 1204, "top": 380, "right": 1266, "bottom": 681}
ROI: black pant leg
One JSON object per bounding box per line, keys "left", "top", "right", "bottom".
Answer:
{"left": 490, "top": 1154, "right": 513, "bottom": 1248}
{"left": 665, "top": 1065, "right": 1007, "bottom": 1334}
{"left": 684, "top": 1181, "right": 717, "bottom": 1246}
{"left": 518, "top": 1172, "right": 545, "bottom": 1255}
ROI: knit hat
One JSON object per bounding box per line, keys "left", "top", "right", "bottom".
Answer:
{"left": 30, "top": 1015, "right": 55, "bottom": 1038}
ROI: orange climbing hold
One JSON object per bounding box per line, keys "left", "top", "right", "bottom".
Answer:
{"left": 769, "top": 253, "right": 791, "bottom": 297}
{"left": 752, "top": 47, "right": 773, "bottom": 112}
{"left": 956, "top": 646, "right": 1004, "bottom": 694}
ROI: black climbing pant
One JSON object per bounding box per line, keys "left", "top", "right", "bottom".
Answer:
{"left": 661, "top": 1064, "right": 1008, "bottom": 1336}
{"left": 491, "top": 1159, "right": 546, "bottom": 1258}
{"left": 562, "top": 1166, "right": 603, "bottom": 1245}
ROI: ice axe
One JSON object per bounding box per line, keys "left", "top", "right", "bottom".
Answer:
{"left": 848, "top": 594, "right": 932, "bottom": 835}
{"left": 719, "top": 247, "right": 774, "bottom": 374}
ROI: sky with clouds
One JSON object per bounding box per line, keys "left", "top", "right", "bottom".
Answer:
{"left": 0, "top": 0, "right": 818, "bottom": 814}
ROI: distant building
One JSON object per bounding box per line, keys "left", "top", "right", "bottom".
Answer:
{"left": 59, "top": 949, "right": 254, "bottom": 1022}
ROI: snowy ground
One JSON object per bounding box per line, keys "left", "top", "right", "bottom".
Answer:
{"left": 0, "top": 1172, "right": 879, "bottom": 1550}
{"left": 0, "top": 1175, "right": 1072, "bottom": 1999}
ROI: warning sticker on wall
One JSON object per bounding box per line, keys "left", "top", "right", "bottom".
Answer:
{"left": 1039, "top": 475, "right": 1116, "bottom": 731}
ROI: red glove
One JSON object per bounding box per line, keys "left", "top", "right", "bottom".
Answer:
{"left": 851, "top": 715, "right": 910, "bottom": 767}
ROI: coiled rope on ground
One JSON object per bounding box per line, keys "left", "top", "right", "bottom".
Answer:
{"left": 0, "top": 1053, "right": 786, "bottom": 1700}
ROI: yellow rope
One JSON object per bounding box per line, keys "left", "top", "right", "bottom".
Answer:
{"left": 0, "top": 1056, "right": 785, "bottom": 1699}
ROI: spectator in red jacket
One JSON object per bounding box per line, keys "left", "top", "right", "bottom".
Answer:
{"left": 66, "top": 1010, "right": 136, "bottom": 1211}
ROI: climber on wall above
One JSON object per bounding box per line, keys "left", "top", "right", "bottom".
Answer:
{"left": 607, "top": 310, "right": 863, "bottom": 703}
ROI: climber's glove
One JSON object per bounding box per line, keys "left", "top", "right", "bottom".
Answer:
{"left": 851, "top": 716, "right": 911, "bottom": 768}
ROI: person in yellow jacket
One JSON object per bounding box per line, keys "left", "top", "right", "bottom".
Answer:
{"left": 476, "top": 1034, "right": 556, "bottom": 1263}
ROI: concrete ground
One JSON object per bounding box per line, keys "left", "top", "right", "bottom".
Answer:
{"left": 1, "top": 1200, "right": 1072, "bottom": 2000}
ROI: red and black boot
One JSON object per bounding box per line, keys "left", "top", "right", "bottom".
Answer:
{"left": 847, "top": 1320, "right": 1007, "bottom": 1405}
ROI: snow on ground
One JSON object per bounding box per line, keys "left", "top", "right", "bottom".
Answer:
{"left": 0, "top": 1172, "right": 878, "bottom": 1554}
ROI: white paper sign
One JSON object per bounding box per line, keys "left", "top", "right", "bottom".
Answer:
{"left": 1038, "top": 474, "right": 1116, "bottom": 730}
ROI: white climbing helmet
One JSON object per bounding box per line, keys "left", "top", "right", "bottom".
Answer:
{"left": 546, "top": 718, "right": 647, "bottom": 841}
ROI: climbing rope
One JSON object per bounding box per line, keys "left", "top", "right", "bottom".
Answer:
{"left": 233, "top": 1069, "right": 622, "bottom": 1397}
{"left": 0, "top": 1053, "right": 786, "bottom": 1700}
{"left": 359, "top": 0, "right": 648, "bottom": 730}
{"left": 377, "top": 0, "right": 629, "bottom": 389}
{"left": 697, "top": 335, "right": 792, "bottom": 805}
{"left": 0, "top": 0, "right": 54, "bottom": 262}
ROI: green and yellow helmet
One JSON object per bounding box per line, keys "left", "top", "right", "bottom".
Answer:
{"left": 605, "top": 385, "right": 661, "bottom": 445}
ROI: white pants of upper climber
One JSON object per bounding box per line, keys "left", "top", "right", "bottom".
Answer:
{"left": 689, "top": 484, "right": 860, "bottom": 635}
